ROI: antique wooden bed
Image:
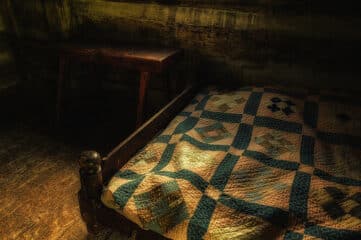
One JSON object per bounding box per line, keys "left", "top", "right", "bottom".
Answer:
{"left": 78, "top": 84, "right": 361, "bottom": 240}
{"left": 78, "top": 85, "right": 197, "bottom": 239}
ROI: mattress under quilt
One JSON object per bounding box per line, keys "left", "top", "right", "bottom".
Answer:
{"left": 102, "top": 86, "right": 361, "bottom": 240}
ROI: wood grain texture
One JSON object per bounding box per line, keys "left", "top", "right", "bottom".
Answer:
{"left": 0, "top": 127, "right": 130, "bottom": 240}
{"left": 0, "top": 127, "right": 87, "bottom": 240}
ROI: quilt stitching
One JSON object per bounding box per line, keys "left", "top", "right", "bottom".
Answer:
{"left": 105, "top": 87, "right": 361, "bottom": 240}
{"left": 320, "top": 187, "right": 361, "bottom": 220}
{"left": 133, "top": 180, "right": 189, "bottom": 234}
{"left": 254, "top": 130, "right": 297, "bottom": 158}
{"left": 208, "top": 94, "right": 246, "bottom": 112}
{"left": 195, "top": 122, "right": 232, "bottom": 143}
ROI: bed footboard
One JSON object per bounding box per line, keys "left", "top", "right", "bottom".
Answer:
{"left": 77, "top": 84, "right": 197, "bottom": 237}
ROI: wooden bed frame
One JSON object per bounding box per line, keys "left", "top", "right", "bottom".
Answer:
{"left": 78, "top": 85, "right": 198, "bottom": 239}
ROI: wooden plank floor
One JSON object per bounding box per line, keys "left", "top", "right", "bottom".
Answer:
{"left": 0, "top": 126, "right": 88, "bottom": 240}
{"left": 0, "top": 90, "right": 137, "bottom": 240}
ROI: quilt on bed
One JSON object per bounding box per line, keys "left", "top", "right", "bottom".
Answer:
{"left": 102, "top": 86, "right": 361, "bottom": 240}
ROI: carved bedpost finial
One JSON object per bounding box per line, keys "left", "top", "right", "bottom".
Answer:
{"left": 79, "top": 151, "right": 103, "bottom": 200}
{"left": 78, "top": 151, "right": 104, "bottom": 234}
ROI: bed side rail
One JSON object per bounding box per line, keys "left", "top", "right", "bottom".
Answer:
{"left": 101, "top": 84, "right": 197, "bottom": 183}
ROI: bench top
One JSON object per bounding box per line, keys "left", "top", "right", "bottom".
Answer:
{"left": 20, "top": 41, "right": 182, "bottom": 72}
{"left": 60, "top": 45, "right": 182, "bottom": 72}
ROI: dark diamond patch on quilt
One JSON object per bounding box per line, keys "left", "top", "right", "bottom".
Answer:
{"left": 324, "top": 187, "right": 347, "bottom": 201}
{"left": 317, "top": 101, "right": 361, "bottom": 136}
{"left": 351, "top": 192, "right": 361, "bottom": 203}
{"left": 133, "top": 181, "right": 189, "bottom": 234}
{"left": 314, "top": 143, "right": 361, "bottom": 180}
{"left": 132, "top": 149, "right": 158, "bottom": 165}
{"left": 195, "top": 122, "right": 231, "bottom": 143}
{"left": 254, "top": 130, "right": 296, "bottom": 158}
{"left": 318, "top": 187, "right": 361, "bottom": 220}
{"left": 323, "top": 201, "right": 346, "bottom": 219}
{"left": 209, "top": 94, "right": 246, "bottom": 112}
{"left": 206, "top": 203, "right": 272, "bottom": 240}
{"left": 267, "top": 97, "right": 296, "bottom": 116}
{"left": 350, "top": 205, "right": 361, "bottom": 219}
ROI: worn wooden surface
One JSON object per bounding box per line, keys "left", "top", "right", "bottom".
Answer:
{"left": 0, "top": 127, "right": 88, "bottom": 240}
{"left": 31, "top": 42, "right": 182, "bottom": 72}
{"left": 0, "top": 90, "right": 137, "bottom": 240}
{"left": 0, "top": 124, "right": 133, "bottom": 240}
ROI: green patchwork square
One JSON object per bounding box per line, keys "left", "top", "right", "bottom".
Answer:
{"left": 134, "top": 181, "right": 189, "bottom": 234}
{"left": 195, "top": 122, "right": 231, "bottom": 143}
{"left": 254, "top": 130, "right": 297, "bottom": 158}
{"left": 209, "top": 94, "right": 246, "bottom": 112}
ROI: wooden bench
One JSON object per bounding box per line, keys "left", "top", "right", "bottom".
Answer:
{"left": 57, "top": 45, "right": 182, "bottom": 127}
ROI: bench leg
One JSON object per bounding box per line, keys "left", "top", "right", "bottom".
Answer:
{"left": 136, "top": 71, "right": 150, "bottom": 128}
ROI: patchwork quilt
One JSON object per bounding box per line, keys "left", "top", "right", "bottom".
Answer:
{"left": 102, "top": 86, "right": 361, "bottom": 240}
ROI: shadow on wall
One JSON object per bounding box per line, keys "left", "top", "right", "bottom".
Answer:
{"left": 70, "top": 0, "right": 361, "bottom": 90}
{"left": 3, "top": 0, "right": 361, "bottom": 91}
{"left": 0, "top": 11, "right": 18, "bottom": 93}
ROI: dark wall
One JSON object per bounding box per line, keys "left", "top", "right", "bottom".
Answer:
{"left": 2, "top": 0, "right": 361, "bottom": 93}
{"left": 0, "top": 7, "right": 18, "bottom": 93}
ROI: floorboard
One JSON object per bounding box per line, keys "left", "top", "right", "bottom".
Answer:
{"left": 0, "top": 89, "right": 138, "bottom": 240}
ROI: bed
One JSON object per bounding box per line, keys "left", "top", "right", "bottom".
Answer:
{"left": 78, "top": 85, "right": 361, "bottom": 240}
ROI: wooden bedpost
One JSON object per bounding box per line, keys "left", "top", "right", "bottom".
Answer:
{"left": 78, "top": 150, "right": 104, "bottom": 234}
